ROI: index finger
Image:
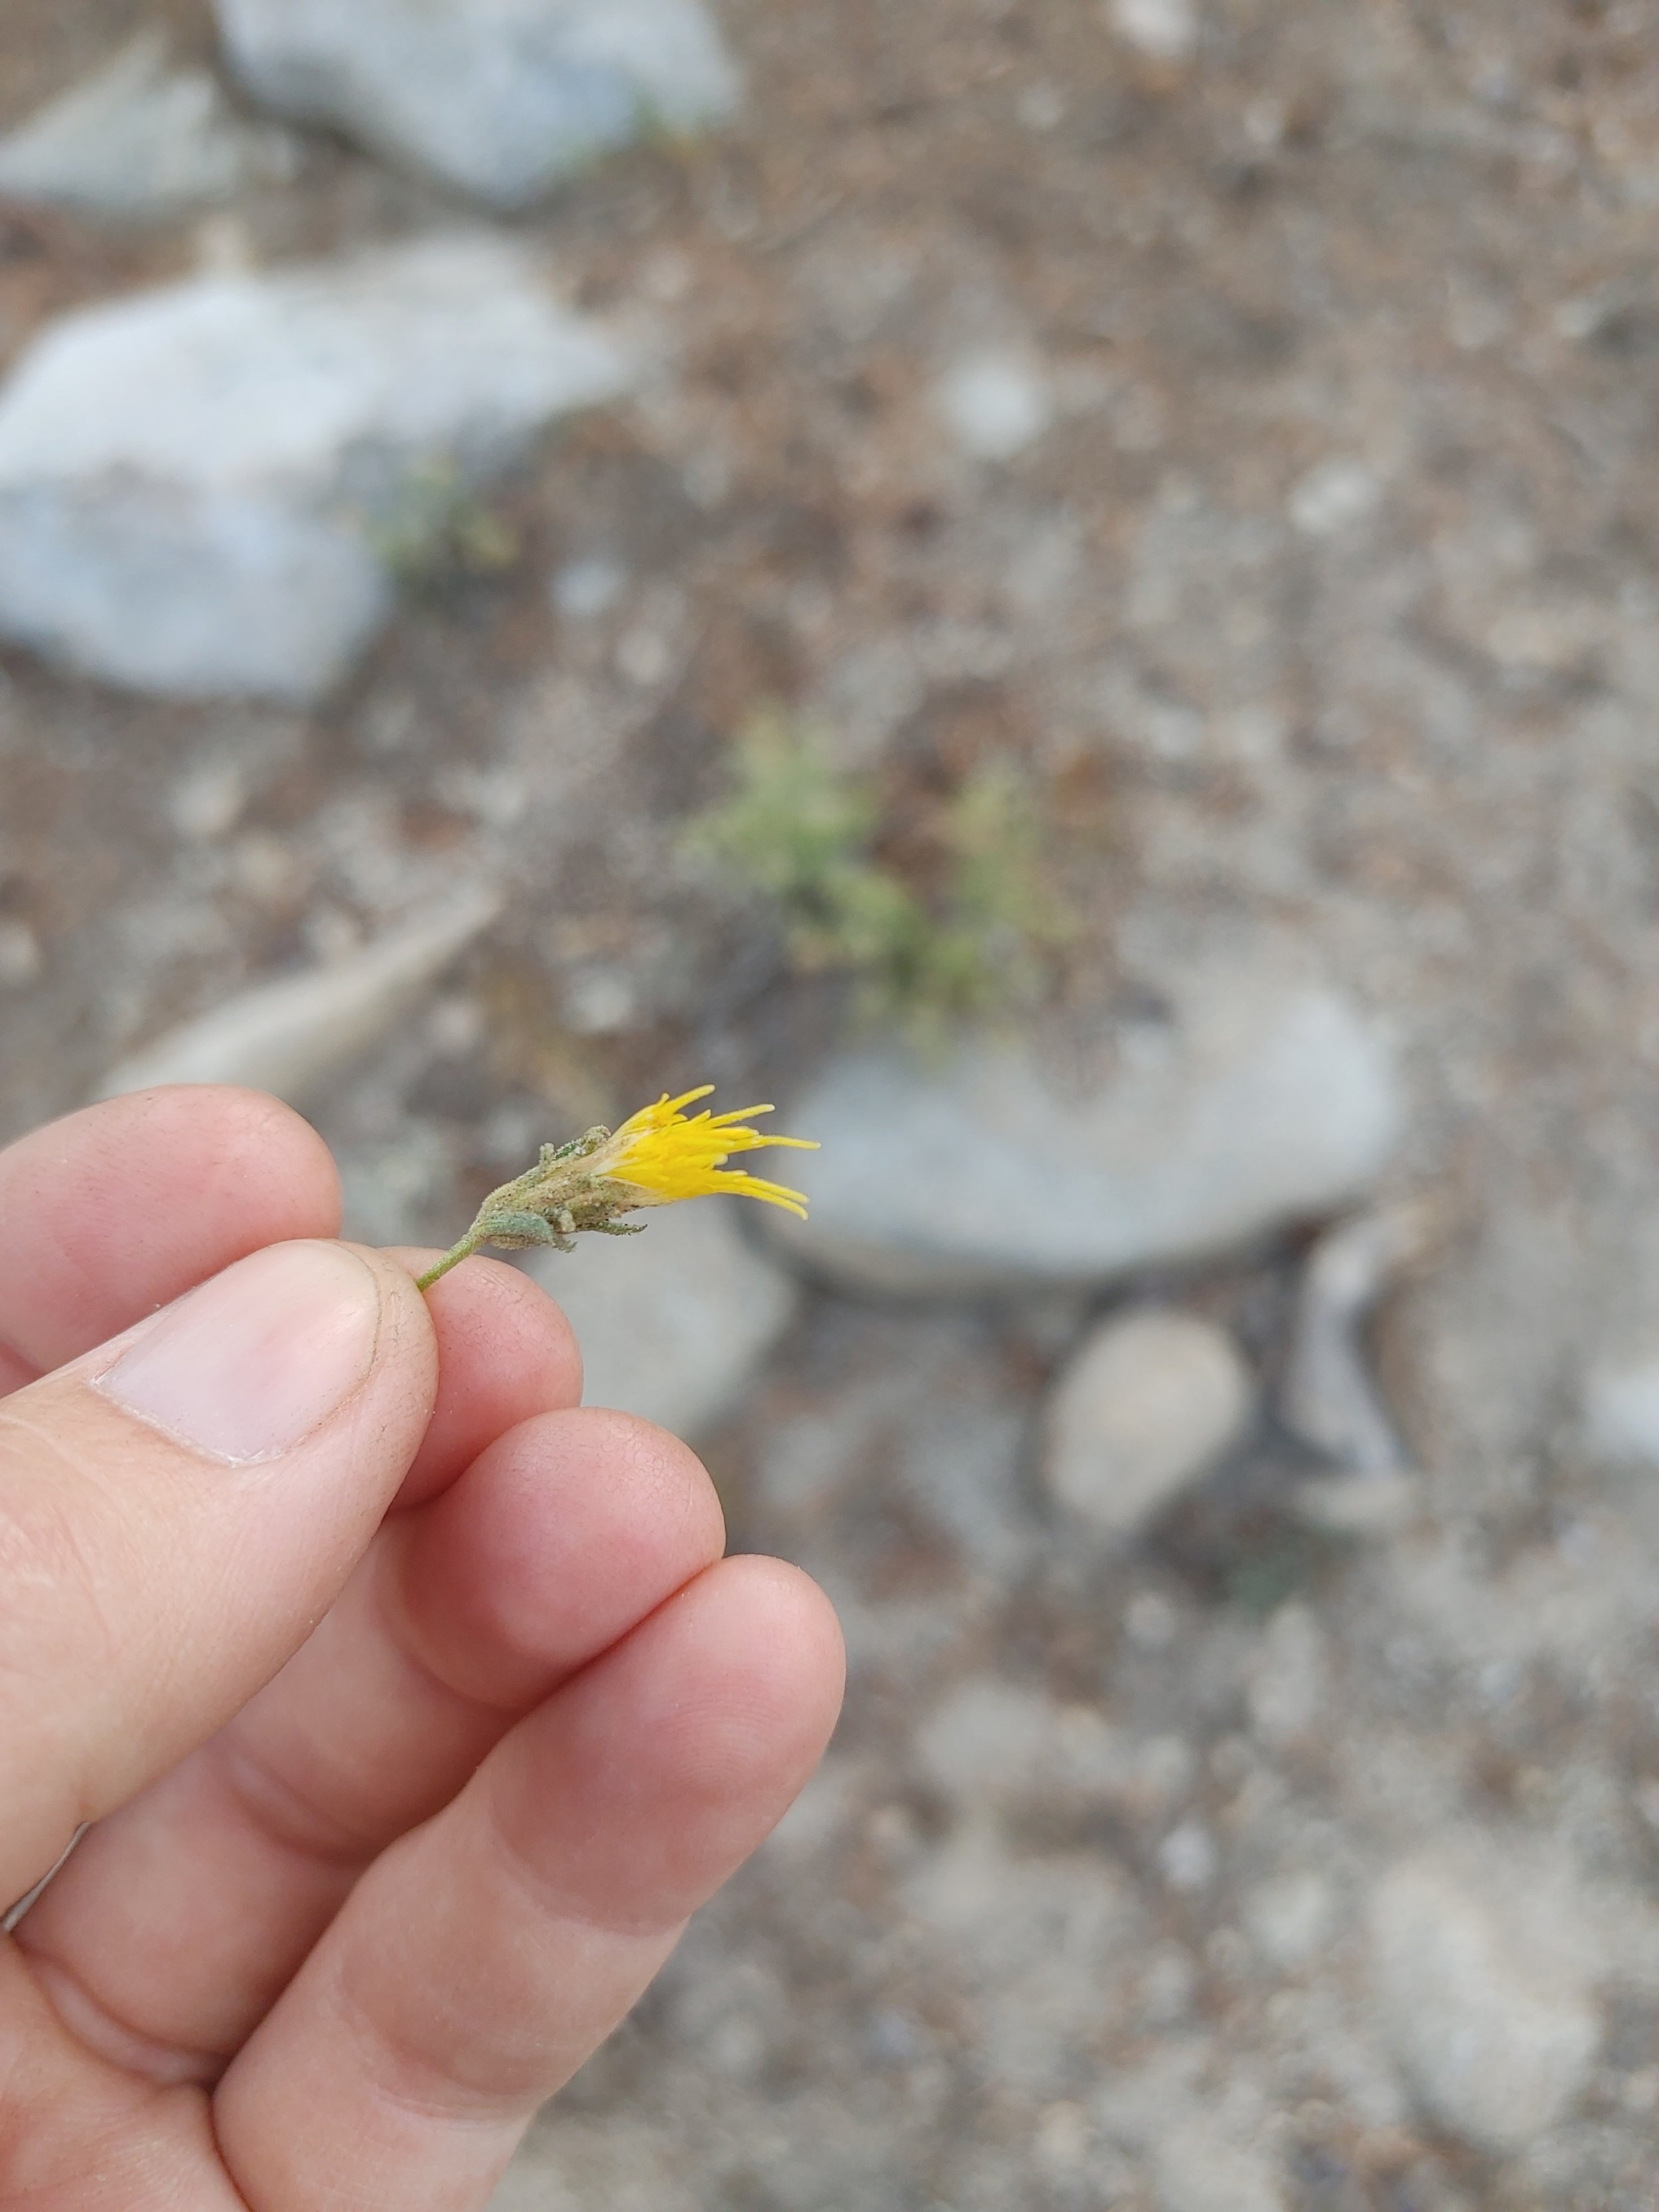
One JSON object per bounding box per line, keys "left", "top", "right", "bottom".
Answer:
{"left": 0, "top": 1086, "right": 342, "bottom": 1386}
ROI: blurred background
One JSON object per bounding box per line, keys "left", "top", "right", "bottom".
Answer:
{"left": 2, "top": 0, "right": 1659, "bottom": 2204}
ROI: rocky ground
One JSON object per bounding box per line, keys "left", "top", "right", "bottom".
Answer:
{"left": 3, "top": 1, "right": 1659, "bottom": 2206}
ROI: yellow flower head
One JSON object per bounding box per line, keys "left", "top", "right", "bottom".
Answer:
{"left": 413, "top": 1083, "right": 818, "bottom": 1290}
{"left": 597, "top": 1086, "right": 818, "bottom": 1218}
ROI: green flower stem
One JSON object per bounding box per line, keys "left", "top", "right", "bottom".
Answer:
{"left": 414, "top": 1232, "right": 487, "bottom": 1293}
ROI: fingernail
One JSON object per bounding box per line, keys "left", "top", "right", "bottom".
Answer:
{"left": 96, "top": 1242, "right": 381, "bottom": 1464}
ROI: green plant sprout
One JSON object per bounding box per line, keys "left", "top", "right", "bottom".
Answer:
{"left": 684, "top": 707, "right": 1072, "bottom": 1041}
{"left": 369, "top": 455, "right": 520, "bottom": 589}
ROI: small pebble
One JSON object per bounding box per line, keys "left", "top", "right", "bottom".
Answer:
{"left": 1108, "top": 0, "right": 1198, "bottom": 64}
{"left": 1367, "top": 1846, "right": 1602, "bottom": 2152}
{"left": 1044, "top": 1307, "right": 1254, "bottom": 1540}
{"left": 550, "top": 554, "right": 626, "bottom": 619}
{"left": 1158, "top": 1820, "right": 1217, "bottom": 1892}
{"left": 0, "top": 919, "right": 40, "bottom": 988}
{"left": 936, "top": 348, "right": 1054, "bottom": 462}
{"left": 1289, "top": 459, "right": 1381, "bottom": 538}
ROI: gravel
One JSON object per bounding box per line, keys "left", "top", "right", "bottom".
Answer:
{"left": 4, "top": 0, "right": 1659, "bottom": 2203}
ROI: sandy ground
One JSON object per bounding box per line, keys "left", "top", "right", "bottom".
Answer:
{"left": 3, "top": 3, "right": 1659, "bottom": 2206}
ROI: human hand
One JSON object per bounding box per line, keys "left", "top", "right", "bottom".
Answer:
{"left": 0, "top": 1086, "right": 843, "bottom": 2209}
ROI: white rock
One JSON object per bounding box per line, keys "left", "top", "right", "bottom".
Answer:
{"left": 1367, "top": 1847, "right": 1602, "bottom": 2152}
{"left": 0, "top": 236, "right": 632, "bottom": 700}
{"left": 1157, "top": 1819, "right": 1217, "bottom": 1892}
{"left": 1583, "top": 1357, "right": 1659, "bottom": 1466}
{"left": 935, "top": 348, "right": 1054, "bottom": 462}
{"left": 0, "top": 34, "right": 299, "bottom": 224}
{"left": 100, "top": 885, "right": 498, "bottom": 1104}
{"left": 1292, "top": 1469, "right": 1420, "bottom": 1536}
{"left": 764, "top": 952, "right": 1403, "bottom": 1296}
{"left": 217, "top": 0, "right": 741, "bottom": 211}
{"left": 1108, "top": 0, "right": 1199, "bottom": 65}
{"left": 1281, "top": 1203, "right": 1436, "bottom": 1473}
{"left": 1288, "top": 459, "right": 1381, "bottom": 538}
{"left": 1044, "top": 1307, "right": 1254, "bottom": 1538}
{"left": 523, "top": 1198, "right": 800, "bottom": 1439}
{"left": 0, "top": 919, "right": 40, "bottom": 988}
{"left": 550, "top": 553, "right": 626, "bottom": 619}
{"left": 1243, "top": 1868, "right": 1337, "bottom": 1968}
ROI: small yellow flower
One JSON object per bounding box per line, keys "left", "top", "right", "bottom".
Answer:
{"left": 597, "top": 1085, "right": 817, "bottom": 1217}
{"left": 415, "top": 1084, "right": 818, "bottom": 1290}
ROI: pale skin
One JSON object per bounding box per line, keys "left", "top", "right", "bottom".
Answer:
{"left": 0, "top": 1085, "right": 845, "bottom": 2211}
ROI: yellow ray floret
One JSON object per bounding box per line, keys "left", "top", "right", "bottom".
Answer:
{"left": 601, "top": 1084, "right": 818, "bottom": 1218}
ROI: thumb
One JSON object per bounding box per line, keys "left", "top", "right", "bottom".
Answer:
{"left": 0, "top": 1240, "right": 437, "bottom": 1911}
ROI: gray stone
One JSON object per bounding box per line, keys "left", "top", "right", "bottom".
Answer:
{"left": 1108, "top": 0, "right": 1199, "bottom": 65}
{"left": 1288, "top": 458, "right": 1382, "bottom": 538}
{"left": 100, "top": 885, "right": 498, "bottom": 1104}
{"left": 935, "top": 348, "right": 1054, "bottom": 463}
{"left": 523, "top": 1197, "right": 800, "bottom": 1439}
{"left": 1157, "top": 1819, "right": 1218, "bottom": 1893}
{"left": 216, "top": 0, "right": 741, "bottom": 212}
{"left": 1281, "top": 1203, "right": 1437, "bottom": 1473}
{"left": 0, "top": 235, "right": 631, "bottom": 700}
{"left": 1292, "top": 1469, "right": 1421, "bottom": 1536}
{"left": 550, "top": 553, "right": 626, "bottom": 619}
{"left": 0, "top": 919, "right": 40, "bottom": 989}
{"left": 0, "top": 34, "right": 300, "bottom": 224}
{"left": 1043, "top": 1307, "right": 1254, "bottom": 1538}
{"left": 764, "top": 954, "right": 1403, "bottom": 1296}
{"left": 1583, "top": 1356, "right": 1659, "bottom": 1467}
{"left": 1242, "top": 1868, "right": 1338, "bottom": 1969}
{"left": 1367, "top": 1846, "right": 1602, "bottom": 2153}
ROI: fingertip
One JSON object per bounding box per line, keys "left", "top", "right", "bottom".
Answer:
{"left": 102, "top": 1086, "right": 343, "bottom": 1230}
{"left": 394, "top": 1406, "right": 727, "bottom": 1707}
{"left": 382, "top": 1255, "right": 583, "bottom": 1508}
{"left": 484, "top": 1552, "right": 847, "bottom": 1934}
{"left": 666, "top": 1554, "right": 847, "bottom": 1790}
{"left": 344, "top": 1241, "right": 441, "bottom": 1407}
{"left": 0, "top": 1085, "right": 344, "bottom": 1375}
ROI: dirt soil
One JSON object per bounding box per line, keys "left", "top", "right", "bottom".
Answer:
{"left": 3, "top": 3, "right": 1659, "bottom": 2207}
